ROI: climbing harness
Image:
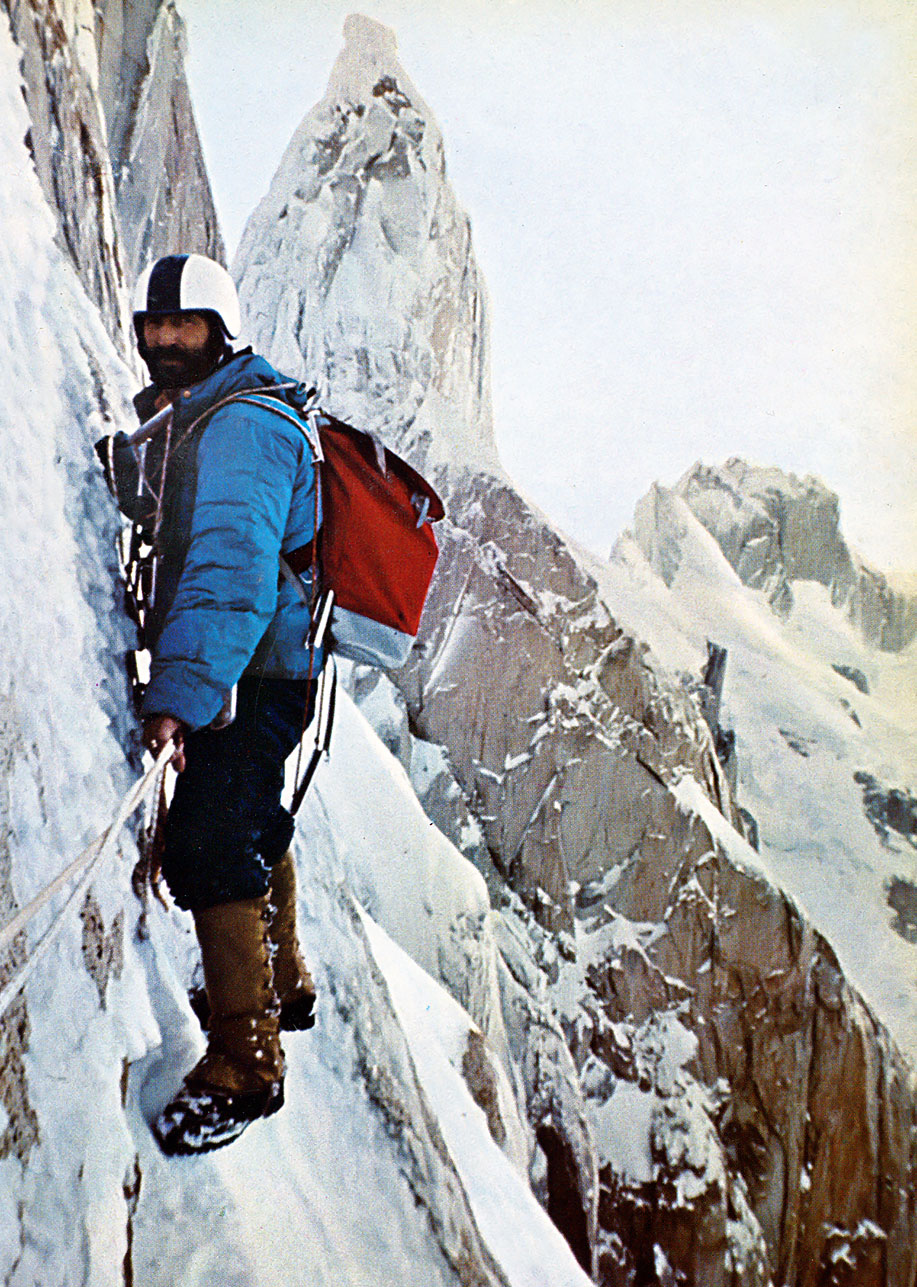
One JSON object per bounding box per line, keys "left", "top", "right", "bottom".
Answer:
{"left": 0, "top": 741, "right": 175, "bottom": 1019}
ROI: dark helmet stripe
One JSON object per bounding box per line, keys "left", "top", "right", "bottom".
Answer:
{"left": 145, "top": 255, "right": 188, "bottom": 313}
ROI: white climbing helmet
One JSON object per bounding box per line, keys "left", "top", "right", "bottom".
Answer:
{"left": 132, "top": 253, "right": 241, "bottom": 339}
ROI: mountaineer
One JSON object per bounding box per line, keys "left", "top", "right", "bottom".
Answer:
{"left": 96, "top": 253, "right": 323, "bottom": 1155}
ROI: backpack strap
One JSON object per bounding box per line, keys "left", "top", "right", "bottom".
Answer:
{"left": 238, "top": 390, "right": 336, "bottom": 810}
{"left": 213, "top": 392, "right": 324, "bottom": 462}
{"left": 288, "top": 657, "right": 338, "bottom": 816}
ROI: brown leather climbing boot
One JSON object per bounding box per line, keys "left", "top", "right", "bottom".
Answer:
{"left": 266, "top": 849, "right": 316, "bottom": 1031}
{"left": 189, "top": 851, "right": 316, "bottom": 1033}
{"left": 154, "top": 896, "right": 284, "bottom": 1156}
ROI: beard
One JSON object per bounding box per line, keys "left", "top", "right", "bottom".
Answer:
{"left": 143, "top": 331, "right": 227, "bottom": 389}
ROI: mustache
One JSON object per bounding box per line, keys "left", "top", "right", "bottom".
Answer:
{"left": 146, "top": 345, "right": 192, "bottom": 364}
{"left": 144, "top": 338, "right": 225, "bottom": 389}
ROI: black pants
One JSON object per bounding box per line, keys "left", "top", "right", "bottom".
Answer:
{"left": 161, "top": 677, "right": 314, "bottom": 910}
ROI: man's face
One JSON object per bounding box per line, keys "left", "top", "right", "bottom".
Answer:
{"left": 140, "top": 311, "right": 222, "bottom": 388}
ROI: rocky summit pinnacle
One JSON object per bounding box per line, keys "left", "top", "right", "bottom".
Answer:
{"left": 235, "top": 16, "right": 496, "bottom": 476}
{"left": 327, "top": 14, "right": 424, "bottom": 129}
{"left": 643, "top": 458, "right": 917, "bottom": 650}
{"left": 337, "top": 13, "right": 400, "bottom": 80}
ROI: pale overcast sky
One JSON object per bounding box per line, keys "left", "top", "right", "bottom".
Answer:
{"left": 182, "top": 0, "right": 917, "bottom": 574}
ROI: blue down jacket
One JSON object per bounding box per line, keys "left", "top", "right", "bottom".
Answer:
{"left": 102, "top": 352, "right": 323, "bottom": 731}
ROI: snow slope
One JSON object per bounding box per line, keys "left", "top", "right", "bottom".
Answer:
{"left": 362, "top": 911, "right": 591, "bottom": 1287}
{"left": 125, "top": 692, "right": 595, "bottom": 1287}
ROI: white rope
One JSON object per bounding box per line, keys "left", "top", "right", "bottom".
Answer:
{"left": 0, "top": 741, "right": 175, "bottom": 1019}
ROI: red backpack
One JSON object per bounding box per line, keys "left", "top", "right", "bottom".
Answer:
{"left": 308, "top": 411, "right": 443, "bottom": 667}
{"left": 232, "top": 394, "right": 445, "bottom": 669}
{"left": 245, "top": 394, "right": 446, "bottom": 811}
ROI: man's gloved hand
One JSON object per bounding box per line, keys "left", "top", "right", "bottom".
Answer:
{"left": 143, "top": 714, "right": 187, "bottom": 772}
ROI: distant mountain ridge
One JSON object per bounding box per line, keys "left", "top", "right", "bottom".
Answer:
{"left": 637, "top": 458, "right": 917, "bottom": 650}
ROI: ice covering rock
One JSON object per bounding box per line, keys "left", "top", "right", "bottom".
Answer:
{"left": 4, "top": 0, "right": 223, "bottom": 349}
{"left": 4, "top": 0, "right": 131, "bottom": 343}
{"left": 237, "top": 16, "right": 917, "bottom": 1284}
{"left": 96, "top": 0, "right": 224, "bottom": 280}
{"left": 235, "top": 13, "right": 496, "bottom": 478}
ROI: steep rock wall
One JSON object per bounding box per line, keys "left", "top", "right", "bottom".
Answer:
{"left": 0, "top": 17, "right": 157, "bottom": 1277}
{"left": 236, "top": 17, "right": 917, "bottom": 1284}
{"left": 591, "top": 780, "right": 917, "bottom": 1286}
{"left": 96, "top": 0, "right": 224, "bottom": 278}
{"left": 3, "top": 0, "right": 222, "bottom": 353}
{"left": 3, "top": 0, "right": 130, "bottom": 343}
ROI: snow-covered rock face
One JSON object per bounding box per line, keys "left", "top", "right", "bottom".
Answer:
{"left": 0, "top": 9, "right": 159, "bottom": 1273}
{"left": 5, "top": 0, "right": 223, "bottom": 351}
{"left": 610, "top": 470, "right": 917, "bottom": 1283}
{"left": 5, "top": 0, "right": 131, "bottom": 344}
{"left": 238, "top": 16, "right": 917, "bottom": 1285}
{"left": 234, "top": 14, "right": 496, "bottom": 478}
{"left": 6, "top": 6, "right": 915, "bottom": 1283}
{"left": 639, "top": 459, "right": 917, "bottom": 651}
{"left": 96, "top": 0, "right": 224, "bottom": 281}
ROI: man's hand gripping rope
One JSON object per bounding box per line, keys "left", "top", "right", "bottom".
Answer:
{"left": 142, "top": 713, "right": 187, "bottom": 772}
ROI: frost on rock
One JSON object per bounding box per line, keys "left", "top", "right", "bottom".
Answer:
{"left": 6, "top": 0, "right": 223, "bottom": 352}
{"left": 99, "top": 0, "right": 224, "bottom": 280}
{"left": 235, "top": 14, "right": 496, "bottom": 479}
{"left": 5, "top": 0, "right": 131, "bottom": 345}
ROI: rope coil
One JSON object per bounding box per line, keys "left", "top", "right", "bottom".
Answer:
{"left": 0, "top": 741, "right": 175, "bottom": 1019}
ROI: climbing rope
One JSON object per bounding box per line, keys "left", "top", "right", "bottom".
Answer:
{"left": 0, "top": 741, "right": 175, "bottom": 1019}
{"left": 132, "top": 759, "right": 172, "bottom": 935}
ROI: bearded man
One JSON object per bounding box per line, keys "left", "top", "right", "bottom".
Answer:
{"left": 97, "top": 253, "right": 322, "bottom": 1154}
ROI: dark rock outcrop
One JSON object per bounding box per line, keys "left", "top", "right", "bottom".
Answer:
{"left": 96, "top": 0, "right": 224, "bottom": 279}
